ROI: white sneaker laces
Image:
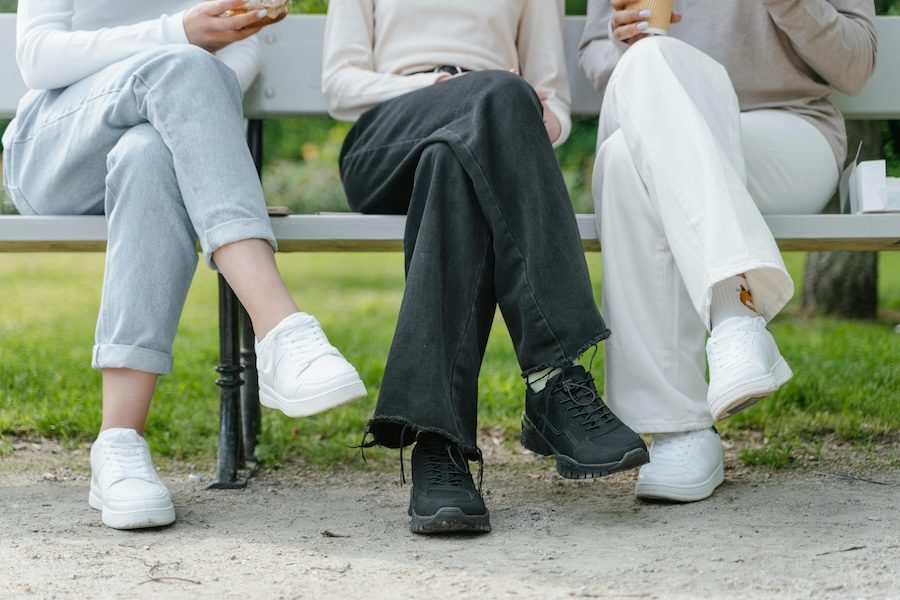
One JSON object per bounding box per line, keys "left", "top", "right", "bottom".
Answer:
{"left": 652, "top": 433, "right": 696, "bottom": 462}
{"left": 101, "top": 443, "right": 155, "bottom": 482}
{"left": 278, "top": 319, "right": 340, "bottom": 376}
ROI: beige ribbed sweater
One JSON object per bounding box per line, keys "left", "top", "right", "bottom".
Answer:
{"left": 322, "top": 0, "right": 572, "bottom": 145}
{"left": 578, "top": 0, "right": 878, "bottom": 168}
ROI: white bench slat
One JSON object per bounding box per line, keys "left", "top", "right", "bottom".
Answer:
{"left": 0, "top": 14, "right": 20, "bottom": 116}
{"left": 1, "top": 213, "right": 898, "bottom": 252}
{"left": 2, "top": 14, "right": 900, "bottom": 118}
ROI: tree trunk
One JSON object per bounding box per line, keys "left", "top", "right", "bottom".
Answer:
{"left": 800, "top": 120, "right": 880, "bottom": 319}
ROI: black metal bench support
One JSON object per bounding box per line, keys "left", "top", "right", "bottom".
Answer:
{"left": 209, "top": 119, "right": 265, "bottom": 488}
{"left": 210, "top": 275, "right": 246, "bottom": 488}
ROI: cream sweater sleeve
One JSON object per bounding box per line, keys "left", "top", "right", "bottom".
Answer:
{"left": 577, "top": 0, "right": 623, "bottom": 97}
{"left": 15, "top": 0, "right": 188, "bottom": 90}
{"left": 761, "top": 0, "right": 877, "bottom": 96}
{"left": 321, "top": 0, "right": 445, "bottom": 121}
{"left": 518, "top": 0, "right": 572, "bottom": 146}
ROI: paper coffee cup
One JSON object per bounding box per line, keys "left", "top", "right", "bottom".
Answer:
{"left": 626, "top": 0, "right": 674, "bottom": 35}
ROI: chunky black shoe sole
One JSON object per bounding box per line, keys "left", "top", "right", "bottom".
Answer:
{"left": 409, "top": 507, "right": 492, "bottom": 534}
{"left": 520, "top": 416, "right": 650, "bottom": 479}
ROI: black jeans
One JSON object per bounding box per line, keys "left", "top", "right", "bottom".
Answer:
{"left": 340, "top": 70, "right": 609, "bottom": 460}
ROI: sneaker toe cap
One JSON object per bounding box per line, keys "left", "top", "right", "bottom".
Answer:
{"left": 414, "top": 490, "right": 487, "bottom": 517}
{"left": 298, "top": 354, "right": 358, "bottom": 384}
{"left": 584, "top": 425, "right": 647, "bottom": 462}
{"left": 270, "top": 355, "right": 361, "bottom": 396}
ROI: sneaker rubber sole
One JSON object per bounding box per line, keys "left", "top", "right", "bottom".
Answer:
{"left": 409, "top": 507, "right": 491, "bottom": 534}
{"left": 520, "top": 416, "right": 649, "bottom": 479}
{"left": 635, "top": 462, "right": 725, "bottom": 503}
{"left": 88, "top": 486, "right": 175, "bottom": 530}
{"left": 259, "top": 372, "right": 367, "bottom": 417}
{"left": 708, "top": 357, "right": 793, "bottom": 422}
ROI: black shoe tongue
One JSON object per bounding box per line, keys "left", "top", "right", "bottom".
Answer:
{"left": 416, "top": 432, "right": 461, "bottom": 457}
{"left": 416, "top": 431, "right": 446, "bottom": 448}
{"left": 559, "top": 364, "right": 588, "bottom": 381}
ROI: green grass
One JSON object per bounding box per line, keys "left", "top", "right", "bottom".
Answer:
{"left": 1, "top": 252, "right": 899, "bottom": 470}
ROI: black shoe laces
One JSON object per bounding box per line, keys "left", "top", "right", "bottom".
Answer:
{"left": 424, "top": 444, "right": 469, "bottom": 487}
{"left": 405, "top": 432, "right": 484, "bottom": 492}
{"left": 552, "top": 374, "right": 617, "bottom": 432}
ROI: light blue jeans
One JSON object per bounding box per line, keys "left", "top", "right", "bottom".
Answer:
{"left": 2, "top": 45, "right": 276, "bottom": 375}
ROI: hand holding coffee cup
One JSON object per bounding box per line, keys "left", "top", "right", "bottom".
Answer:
{"left": 610, "top": 0, "right": 682, "bottom": 44}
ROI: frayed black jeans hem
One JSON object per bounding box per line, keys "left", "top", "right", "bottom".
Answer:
{"left": 365, "top": 416, "right": 483, "bottom": 463}
{"left": 520, "top": 328, "right": 611, "bottom": 377}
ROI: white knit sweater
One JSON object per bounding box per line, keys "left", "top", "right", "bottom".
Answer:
{"left": 322, "top": 0, "right": 572, "bottom": 145}
{"left": 13, "top": 0, "right": 260, "bottom": 92}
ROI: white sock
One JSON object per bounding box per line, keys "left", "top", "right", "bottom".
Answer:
{"left": 710, "top": 275, "right": 759, "bottom": 329}
{"left": 527, "top": 367, "right": 563, "bottom": 392}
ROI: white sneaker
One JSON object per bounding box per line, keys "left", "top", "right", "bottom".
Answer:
{"left": 256, "top": 312, "right": 367, "bottom": 417}
{"left": 706, "top": 316, "right": 793, "bottom": 422}
{"left": 635, "top": 428, "right": 724, "bottom": 502}
{"left": 89, "top": 428, "right": 176, "bottom": 529}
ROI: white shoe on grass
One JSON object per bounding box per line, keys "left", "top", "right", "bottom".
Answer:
{"left": 256, "top": 312, "right": 367, "bottom": 417}
{"left": 707, "top": 316, "right": 792, "bottom": 422}
{"left": 89, "top": 428, "right": 175, "bottom": 529}
{"left": 635, "top": 428, "right": 724, "bottom": 502}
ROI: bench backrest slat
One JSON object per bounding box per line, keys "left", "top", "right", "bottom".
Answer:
{"left": 2, "top": 14, "right": 900, "bottom": 119}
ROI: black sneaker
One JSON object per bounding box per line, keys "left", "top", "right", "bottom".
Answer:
{"left": 521, "top": 365, "right": 649, "bottom": 479}
{"left": 408, "top": 432, "right": 491, "bottom": 534}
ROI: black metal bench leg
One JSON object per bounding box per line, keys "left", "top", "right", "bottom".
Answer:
{"left": 239, "top": 117, "right": 265, "bottom": 464}
{"left": 208, "top": 119, "right": 265, "bottom": 488}
{"left": 210, "top": 274, "right": 246, "bottom": 489}
{"left": 240, "top": 304, "right": 261, "bottom": 462}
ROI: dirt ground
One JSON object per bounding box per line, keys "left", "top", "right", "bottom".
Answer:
{"left": 1, "top": 438, "right": 897, "bottom": 600}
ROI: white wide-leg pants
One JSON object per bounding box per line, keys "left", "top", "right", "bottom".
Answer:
{"left": 594, "top": 37, "right": 838, "bottom": 432}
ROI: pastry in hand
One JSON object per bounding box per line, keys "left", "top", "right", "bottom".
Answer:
{"left": 224, "top": 0, "right": 290, "bottom": 27}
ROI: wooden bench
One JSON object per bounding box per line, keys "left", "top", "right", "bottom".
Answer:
{"left": 2, "top": 14, "right": 899, "bottom": 486}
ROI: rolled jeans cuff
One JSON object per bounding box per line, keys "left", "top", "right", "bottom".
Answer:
{"left": 92, "top": 343, "right": 174, "bottom": 375}
{"left": 202, "top": 217, "right": 278, "bottom": 270}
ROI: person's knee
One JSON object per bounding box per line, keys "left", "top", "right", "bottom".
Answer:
{"left": 105, "top": 124, "right": 175, "bottom": 196}
{"left": 107, "top": 125, "right": 170, "bottom": 171}
{"left": 155, "top": 44, "right": 223, "bottom": 73}
{"left": 469, "top": 69, "right": 540, "bottom": 113}
{"left": 136, "top": 45, "right": 240, "bottom": 98}
{"left": 617, "top": 35, "right": 681, "bottom": 71}
{"left": 615, "top": 36, "right": 729, "bottom": 94}
{"left": 103, "top": 125, "right": 194, "bottom": 235}
{"left": 419, "top": 141, "right": 458, "bottom": 167}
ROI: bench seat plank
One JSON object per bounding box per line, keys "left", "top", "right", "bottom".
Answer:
{"left": 2, "top": 213, "right": 898, "bottom": 252}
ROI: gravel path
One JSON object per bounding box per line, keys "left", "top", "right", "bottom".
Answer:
{"left": 1, "top": 440, "right": 898, "bottom": 599}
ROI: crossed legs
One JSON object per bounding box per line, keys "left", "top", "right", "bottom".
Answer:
{"left": 594, "top": 37, "right": 837, "bottom": 501}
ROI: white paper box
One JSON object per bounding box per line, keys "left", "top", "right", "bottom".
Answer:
{"left": 848, "top": 160, "right": 900, "bottom": 213}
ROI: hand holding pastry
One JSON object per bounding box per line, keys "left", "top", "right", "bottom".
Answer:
{"left": 185, "top": 0, "right": 287, "bottom": 52}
